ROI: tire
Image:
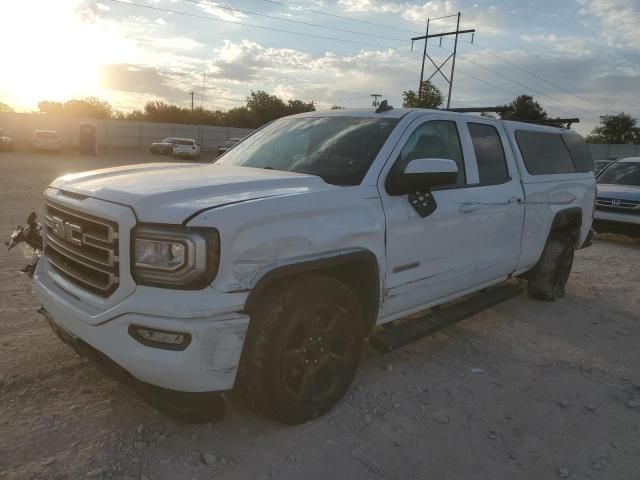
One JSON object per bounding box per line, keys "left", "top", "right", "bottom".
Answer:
{"left": 527, "top": 233, "right": 575, "bottom": 301}
{"left": 236, "top": 274, "right": 365, "bottom": 424}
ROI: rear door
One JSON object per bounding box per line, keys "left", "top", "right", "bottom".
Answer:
{"left": 378, "top": 115, "right": 525, "bottom": 320}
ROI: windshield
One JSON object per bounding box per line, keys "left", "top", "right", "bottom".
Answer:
{"left": 216, "top": 116, "right": 399, "bottom": 186}
{"left": 175, "top": 140, "right": 194, "bottom": 146}
{"left": 597, "top": 162, "right": 640, "bottom": 186}
{"left": 161, "top": 138, "right": 177, "bottom": 143}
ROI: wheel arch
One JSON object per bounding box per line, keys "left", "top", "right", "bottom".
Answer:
{"left": 243, "top": 250, "right": 381, "bottom": 335}
{"left": 549, "top": 206, "right": 583, "bottom": 245}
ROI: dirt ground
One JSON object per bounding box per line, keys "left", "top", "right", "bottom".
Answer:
{"left": 1, "top": 152, "right": 639, "bottom": 480}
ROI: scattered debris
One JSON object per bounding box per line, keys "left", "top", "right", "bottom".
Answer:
{"left": 434, "top": 413, "right": 450, "bottom": 424}
{"left": 471, "top": 368, "right": 484, "bottom": 374}
{"left": 487, "top": 431, "right": 498, "bottom": 440}
{"left": 626, "top": 398, "right": 640, "bottom": 409}
{"left": 202, "top": 452, "right": 218, "bottom": 465}
{"left": 557, "top": 467, "right": 570, "bottom": 478}
{"left": 586, "top": 403, "right": 597, "bottom": 411}
{"left": 559, "top": 400, "right": 571, "bottom": 408}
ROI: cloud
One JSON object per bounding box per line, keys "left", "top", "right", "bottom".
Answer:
{"left": 193, "top": 1, "right": 246, "bottom": 23}
{"left": 578, "top": 0, "right": 640, "bottom": 50}
{"left": 337, "top": 0, "right": 504, "bottom": 35}
{"left": 99, "top": 64, "right": 188, "bottom": 102}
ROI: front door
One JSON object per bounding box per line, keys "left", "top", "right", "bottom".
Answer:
{"left": 378, "top": 114, "right": 525, "bottom": 321}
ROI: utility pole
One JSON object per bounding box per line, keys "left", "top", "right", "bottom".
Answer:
{"left": 190, "top": 91, "right": 195, "bottom": 113}
{"left": 417, "top": 18, "right": 429, "bottom": 99}
{"left": 370, "top": 94, "right": 383, "bottom": 108}
{"left": 201, "top": 73, "right": 206, "bottom": 108}
{"left": 411, "top": 12, "right": 475, "bottom": 108}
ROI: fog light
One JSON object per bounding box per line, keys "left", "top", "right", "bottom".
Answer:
{"left": 128, "top": 325, "right": 191, "bottom": 351}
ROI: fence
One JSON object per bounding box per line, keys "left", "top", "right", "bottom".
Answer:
{"left": 2, "top": 111, "right": 639, "bottom": 158}
{"left": 0, "top": 112, "right": 253, "bottom": 152}
{"left": 589, "top": 144, "right": 640, "bottom": 159}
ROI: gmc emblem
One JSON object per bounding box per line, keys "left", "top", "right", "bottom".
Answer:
{"left": 51, "top": 216, "right": 83, "bottom": 246}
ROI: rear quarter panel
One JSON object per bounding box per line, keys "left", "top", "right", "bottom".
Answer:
{"left": 502, "top": 122, "right": 596, "bottom": 271}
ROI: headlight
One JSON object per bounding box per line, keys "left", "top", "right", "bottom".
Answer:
{"left": 131, "top": 225, "right": 220, "bottom": 289}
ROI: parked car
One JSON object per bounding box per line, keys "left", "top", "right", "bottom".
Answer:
{"left": 33, "top": 107, "right": 595, "bottom": 425}
{"left": 217, "top": 137, "right": 242, "bottom": 156}
{"left": 0, "top": 128, "right": 13, "bottom": 152}
{"left": 594, "top": 157, "right": 640, "bottom": 236}
{"left": 172, "top": 138, "right": 200, "bottom": 159}
{"left": 32, "top": 130, "right": 62, "bottom": 153}
{"left": 594, "top": 158, "right": 616, "bottom": 176}
{"left": 149, "top": 137, "right": 180, "bottom": 155}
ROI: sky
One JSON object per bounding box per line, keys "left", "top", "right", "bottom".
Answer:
{"left": 1, "top": 0, "right": 639, "bottom": 135}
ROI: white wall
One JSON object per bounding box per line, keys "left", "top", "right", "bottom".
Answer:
{"left": 0, "top": 112, "right": 253, "bottom": 151}
{"left": 589, "top": 144, "right": 640, "bottom": 159}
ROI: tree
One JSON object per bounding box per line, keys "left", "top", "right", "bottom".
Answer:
{"left": 37, "top": 100, "right": 65, "bottom": 115}
{"left": 37, "top": 97, "right": 113, "bottom": 119}
{"left": 499, "top": 94, "right": 548, "bottom": 122}
{"left": 586, "top": 113, "right": 640, "bottom": 144}
{"left": 286, "top": 99, "right": 316, "bottom": 115}
{"left": 245, "top": 90, "right": 287, "bottom": 127}
{"left": 402, "top": 81, "right": 444, "bottom": 109}
{"left": 0, "top": 102, "right": 14, "bottom": 113}
{"left": 330, "top": 105, "right": 346, "bottom": 110}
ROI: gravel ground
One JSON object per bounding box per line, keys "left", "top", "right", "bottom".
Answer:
{"left": 1, "top": 152, "right": 639, "bottom": 480}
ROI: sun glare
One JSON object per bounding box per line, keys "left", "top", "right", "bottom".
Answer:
{"left": 0, "top": 1, "right": 106, "bottom": 111}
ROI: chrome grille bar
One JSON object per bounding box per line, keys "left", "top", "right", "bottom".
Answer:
{"left": 44, "top": 201, "right": 119, "bottom": 296}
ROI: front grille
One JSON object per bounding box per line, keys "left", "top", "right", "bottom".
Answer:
{"left": 596, "top": 197, "right": 640, "bottom": 214}
{"left": 43, "top": 202, "right": 119, "bottom": 296}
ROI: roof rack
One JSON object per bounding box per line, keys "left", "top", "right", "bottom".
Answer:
{"left": 443, "top": 106, "right": 509, "bottom": 114}
{"left": 442, "top": 107, "right": 580, "bottom": 129}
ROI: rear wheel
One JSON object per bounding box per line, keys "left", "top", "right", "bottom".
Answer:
{"left": 527, "top": 233, "right": 575, "bottom": 301}
{"left": 237, "top": 274, "right": 365, "bottom": 424}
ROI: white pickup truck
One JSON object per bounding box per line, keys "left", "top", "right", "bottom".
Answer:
{"left": 33, "top": 107, "right": 595, "bottom": 424}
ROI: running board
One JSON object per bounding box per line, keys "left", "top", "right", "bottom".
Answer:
{"left": 369, "top": 283, "right": 524, "bottom": 353}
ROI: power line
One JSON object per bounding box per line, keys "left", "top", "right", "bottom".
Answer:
{"left": 468, "top": 42, "right": 618, "bottom": 115}
{"left": 179, "top": 0, "right": 407, "bottom": 43}
{"left": 106, "top": 0, "right": 402, "bottom": 50}
{"left": 429, "top": 44, "right": 602, "bottom": 122}
{"left": 253, "top": 0, "right": 422, "bottom": 35}
{"left": 439, "top": 37, "right": 617, "bottom": 117}
{"left": 399, "top": 48, "right": 592, "bottom": 120}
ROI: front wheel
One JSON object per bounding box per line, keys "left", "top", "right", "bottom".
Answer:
{"left": 236, "top": 274, "right": 365, "bottom": 424}
{"left": 527, "top": 233, "right": 575, "bottom": 301}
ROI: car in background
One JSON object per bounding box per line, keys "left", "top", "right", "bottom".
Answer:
{"left": 594, "top": 158, "right": 616, "bottom": 176}
{"left": 0, "top": 128, "right": 13, "bottom": 152}
{"left": 172, "top": 138, "right": 200, "bottom": 160}
{"left": 149, "top": 137, "right": 180, "bottom": 155}
{"left": 217, "top": 137, "right": 242, "bottom": 156}
{"left": 594, "top": 157, "right": 640, "bottom": 236}
{"left": 32, "top": 130, "right": 62, "bottom": 153}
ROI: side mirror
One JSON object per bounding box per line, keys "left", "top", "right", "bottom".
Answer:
{"left": 387, "top": 158, "right": 459, "bottom": 196}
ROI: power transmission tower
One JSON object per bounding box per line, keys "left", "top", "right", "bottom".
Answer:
{"left": 411, "top": 12, "right": 475, "bottom": 108}
{"left": 370, "top": 94, "right": 382, "bottom": 107}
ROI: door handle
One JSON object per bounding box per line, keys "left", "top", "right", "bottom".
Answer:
{"left": 508, "top": 196, "right": 523, "bottom": 204}
{"left": 459, "top": 203, "right": 479, "bottom": 213}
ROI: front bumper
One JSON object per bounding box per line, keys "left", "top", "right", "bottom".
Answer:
{"left": 594, "top": 209, "right": 640, "bottom": 226}
{"left": 33, "top": 259, "right": 251, "bottom": 393}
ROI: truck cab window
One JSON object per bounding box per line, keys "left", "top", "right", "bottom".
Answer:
{"left": 468, "top": 123, "right": 509, "bottom": 185}
{"left": 397, "top": 120, "right": 466, "bottom": 186}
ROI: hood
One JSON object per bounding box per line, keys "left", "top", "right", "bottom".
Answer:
{"left": 596, "top": 183, "right": 640, "bottom": 201}
{"left": 50, "top": 163, "right": 333, "bottom": 223}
